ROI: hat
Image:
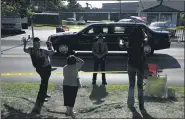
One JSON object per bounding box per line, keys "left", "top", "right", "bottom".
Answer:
{"left": 33, "top": 37, "right": 41, "bottom": 42}
{"left": 96, "top": 33, "right": 105, "bottom": 39}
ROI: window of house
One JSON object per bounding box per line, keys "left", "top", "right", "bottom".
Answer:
{"left": 160, "top": 14, "right": 172, "bottom": 22}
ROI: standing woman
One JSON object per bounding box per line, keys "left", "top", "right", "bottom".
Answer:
{"left": 126, "top": 26, "right": 147, "bottom": 111}
{"left": 63, "top": 55, "right": 84, "bottom": 117}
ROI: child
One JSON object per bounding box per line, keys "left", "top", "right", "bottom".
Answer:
{"left": 63, "top": 55, "right": 84, "bottom": 116}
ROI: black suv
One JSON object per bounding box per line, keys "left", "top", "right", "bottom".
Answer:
{"left": 48, "top": 22, "right": 171, "bottom": 55}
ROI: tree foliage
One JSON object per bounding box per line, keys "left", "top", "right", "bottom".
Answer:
{"left": 67, "top": 0, "right": 84, "bottom": 12}
{"left": 1, "top": 0, "right": 85, "bottom": 17}
{"left": 180, "top": 13, "right": 185, "bottom": 24}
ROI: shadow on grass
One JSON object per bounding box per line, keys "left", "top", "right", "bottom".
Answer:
{"left": 1, "top": 104, "right": 58, "bottom": 119}
{"left": 50, "top": 53, "right": 181, "bottom": 72}
{"left": 89, "top": 85, "right": 108, "bottom": 105}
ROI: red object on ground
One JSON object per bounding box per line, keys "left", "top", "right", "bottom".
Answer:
{"left": 148, "top": 64, "right": 160, "bottom": 77}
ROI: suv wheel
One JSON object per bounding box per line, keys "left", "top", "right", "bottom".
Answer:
{"left": 144, "top": 45, "right": 154, "bottom": 56}
{"left": 57, "top": 44, "right": 71, "bottom": 56}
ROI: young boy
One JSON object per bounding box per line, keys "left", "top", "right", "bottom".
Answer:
{"left": 63, "top": 55, "right": 84, "bottom": 117}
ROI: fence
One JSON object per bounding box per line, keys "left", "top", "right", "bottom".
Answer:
{"left": 170, "top": 29, "right": 185, "bottom": 42}
{"left": 175, "top": 30, "right": 185, "bottom": 42}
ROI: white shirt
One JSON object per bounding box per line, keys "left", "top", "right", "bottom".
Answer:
{"left": 63, "top": 61, "right": 84, "bottom": 86}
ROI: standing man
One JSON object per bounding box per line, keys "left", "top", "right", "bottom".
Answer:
{"left": 92, "top": 33, "right": 108, "bottom": 85}
{"left": 126, "top": 26, "right": 147, "bottom": 111}
{"left": 23, "top": 37, "right": 55, "bottom": 114}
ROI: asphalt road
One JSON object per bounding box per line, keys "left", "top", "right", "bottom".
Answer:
{"left": 1, "top": 29, "right": 184, "bottom": 87}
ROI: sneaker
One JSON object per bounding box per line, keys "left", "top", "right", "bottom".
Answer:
{"left": 102, "top": 81, "right": 107, "bottom": 85}
{"left": 45, "top": 94, "right": 51, "bottom": 98}
{"left": 44, "top": 98, "right": 49, "bottom": 102}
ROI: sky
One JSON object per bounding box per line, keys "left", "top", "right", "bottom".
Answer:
{"left": 76, "top": 1, "right": 138, "bottom": 8}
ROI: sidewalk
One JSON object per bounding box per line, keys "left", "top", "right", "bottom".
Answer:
{"left": 1, "top": 82, "right": 184, "bottom": 119}
{"left": 1, "top": 27, "right": 79, "bottom": 41}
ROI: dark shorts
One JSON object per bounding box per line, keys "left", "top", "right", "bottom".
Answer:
{"left": 63, "top": 85, "right": 78, "bottom": 107}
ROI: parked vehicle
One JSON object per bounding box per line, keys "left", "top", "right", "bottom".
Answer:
{"left": 118, "top": 16, "right": 148, "bottom": 24}
{"left": 56, "top": 25, "right": 69, "bottom": 33}
{"left": 149, "top": 21, "right": 176, "bottom": 37}
{"left": 48, "top": 22, "right": 171, "bottom": 56}
{"left": 77, "top": 20, "right": 86, "bottom": 25}
{"left": 118, "top": 19, "right": 135, "bottom": 23}
{"left": 21, "top": 17, "right": 28, "bottom": 29}
{"left": 1, "top": 13, "right": 28, "bottom": 32}
{"left": 65, "top": 18, "right": 77, "bottom": 25}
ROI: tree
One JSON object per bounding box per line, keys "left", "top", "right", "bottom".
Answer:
{"left": 180, "top": 13, "right": 185, "bottom": 25}
{"left": 1, "top": 0, "right": 33, "bottom": 17}
{"left": 67, "top": 0, "right": 84, "bottom": 12}
{"left": 157, "top": 0, "right": 164, "bottom": 5}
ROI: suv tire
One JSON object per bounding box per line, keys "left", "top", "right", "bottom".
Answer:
{"left": 57, "top": 44, "right": 72, "bottom": 56}
{"left": 144, "top": 45, "right": 154, "bottom": 56}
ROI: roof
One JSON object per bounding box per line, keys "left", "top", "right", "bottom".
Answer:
{"left": 34, "top": 13, "right": 59, "bottom": 15}
{"left": 143, "top": 4, "right": 180, "bottom": 12}
{"left": 88, "top": 22, "right": 146, "bottom": 26}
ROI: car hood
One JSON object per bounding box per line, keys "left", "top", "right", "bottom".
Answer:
{"left": 149, "top": 26, "right": 169, "bottom": 33}
{"left": 149, "top": 26, "right": 162, "bottom": 30}
{"left": 154, "top": 30, "right": 169, "bottom": 34}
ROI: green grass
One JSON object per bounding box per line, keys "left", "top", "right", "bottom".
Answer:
{"left": 1, "top": 82, "right": 56, "bottom": 97}
{"left": 1, "top": 82, "right": 184, "bottom": 119}
{"left": 106, "top": 85, "right": 129, "bottom": 91}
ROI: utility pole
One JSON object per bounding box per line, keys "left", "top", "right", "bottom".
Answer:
{"left": 138, "top": 0, "right": 141, "bottom": 17}
{"left": 119, "top": 0, "right": 121, "bottom": 20}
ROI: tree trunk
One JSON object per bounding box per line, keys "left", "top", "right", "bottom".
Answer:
{"left": 160, "top": 0, "right": 163, "bottom": 5}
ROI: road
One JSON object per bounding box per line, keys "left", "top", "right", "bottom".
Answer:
{"left": 1, "top": 29, "right": 184, "bottom": 87}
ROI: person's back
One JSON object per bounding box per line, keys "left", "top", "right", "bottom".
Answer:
{"left": 127, "top": 26, "right": 145, "bottom": 69}
{"left": 63, "top": 64, "right": 79, "bottom": 86}
{"left": 62, "top": 55, "right": 84, "bottom": 117}
{"left": 126, "top": 26, "right": 146, "bottom": 111}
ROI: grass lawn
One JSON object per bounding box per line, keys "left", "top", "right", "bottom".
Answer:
{"left": 1, "top": 82, "right": 184, "bottom": 119}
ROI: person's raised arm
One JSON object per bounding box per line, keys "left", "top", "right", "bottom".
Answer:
{"left": 23, "top": 38, "right": 31, "bottom": 54}
{"left": 74, "top": 56, "right": 84, "bottom": 70}
{"left": 45, "top": 41, "right": 55, "bottom": 56}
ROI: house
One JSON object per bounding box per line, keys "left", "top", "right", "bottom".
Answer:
{"left": 101, "top": 1, "right": 184, "bottom": 24}
{"left": 142, "top": 4, "right": 180, "bottom": 25}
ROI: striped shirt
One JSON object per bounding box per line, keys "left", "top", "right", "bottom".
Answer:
{"left": 28, "top": 47, "right": 51, "bottom": 68}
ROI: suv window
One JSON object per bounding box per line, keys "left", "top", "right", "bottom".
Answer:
{"left": 111, "top": 26, "right": 134, "bottom": 35}
{"left": 86, "top": 26, "right": 108, "bottom": 35}
{"left": 114, "top": 26, "right": 125, "bottom": 33}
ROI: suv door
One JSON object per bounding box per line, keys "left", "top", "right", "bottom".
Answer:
{"left": 77, "top": 25, "right": 108, "bottom": 51}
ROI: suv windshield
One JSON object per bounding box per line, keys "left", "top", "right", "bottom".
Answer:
{"left": 150, "top": 22, "right": 166, "bottom": 27}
